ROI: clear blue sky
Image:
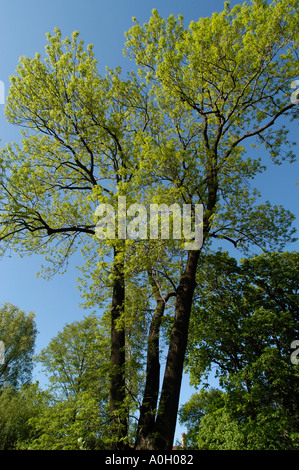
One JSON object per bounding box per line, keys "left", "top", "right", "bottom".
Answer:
{"left": 0, "top": 0, "right": 298, "bottom": 443}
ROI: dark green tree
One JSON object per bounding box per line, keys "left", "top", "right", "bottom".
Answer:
{"left": 184, "top": 251, "right": 299, "bottom": 449}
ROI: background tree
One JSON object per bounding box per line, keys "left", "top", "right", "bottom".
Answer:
{"left": 0, "top": 303, "right": 40, "bottom": 449}
{"left": 30, "top": 314, "right": 111, "bottom": 449}
{"left": 182, "top": 251, "right": 299, "bottom": 449}
{"left": 178, "top": 388, "right": 226, "bottom": 449}
{"left": 0, "top": 383, "right": 44, "bottom": 450}
{"left": 0, "top": 303, "right": 37, "bottom": 389}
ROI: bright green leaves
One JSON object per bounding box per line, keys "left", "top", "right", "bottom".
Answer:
{"left": 125, "top": 9, "right": 185, "bottom": 83}
{"left": 2, "top": 5, "right": 297, "bottom": 270}
{"left": 124, "top": 0, "right": 298, "bottom": 256}
{"left": 7, "top": 28, "right": 99, "bottom": 134}
{"left": 0, "top": 28, "right": 150, "bottom": 280}
{"left": 5, "top": 29, "right": 147, "bottom": 194}
{"left": 125, "top": 0, "right": 299, "bottom": 159}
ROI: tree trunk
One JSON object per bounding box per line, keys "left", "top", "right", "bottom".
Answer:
{"left": 109, "top": 242, "right": 127, "bottom": 449}
{"left": 135, "top": 296, "right": 164, "bottom": 449}
{"left": 148, "top": 165, "right": 218, "bottom": 449}
{"left": 152, "top": 249, "right": 200, "bottom": 449}
{"left": 135, "top": 165, "right": 217, "bottom": 450}
{"left": 135, "top": 270, "right": 176, "bottom": 449}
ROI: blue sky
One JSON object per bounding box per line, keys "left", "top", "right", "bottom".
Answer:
{"left": 0, "top": 0, "right": 298, "bottom": 443}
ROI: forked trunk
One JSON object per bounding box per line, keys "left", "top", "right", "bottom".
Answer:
{"left": 135, "top": 250, "right": 200, "bottom": 450}
{"left": 152, "top": 249, "right": 200, "bottom": 449}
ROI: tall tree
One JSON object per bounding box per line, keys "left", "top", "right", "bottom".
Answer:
{"left": 0, "top": 29, "right": 148, "bottom": 448}
{"left": 125, "top": 0, "right": 298, "bottom": 448}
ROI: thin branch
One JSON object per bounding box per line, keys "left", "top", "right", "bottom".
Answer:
{"left": 224, "top": 103, "right": 295, "bottom": 160}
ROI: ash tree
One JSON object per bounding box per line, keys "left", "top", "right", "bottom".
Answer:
{"left": 0, "top": 0, "right": 298, "bottom": 450}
